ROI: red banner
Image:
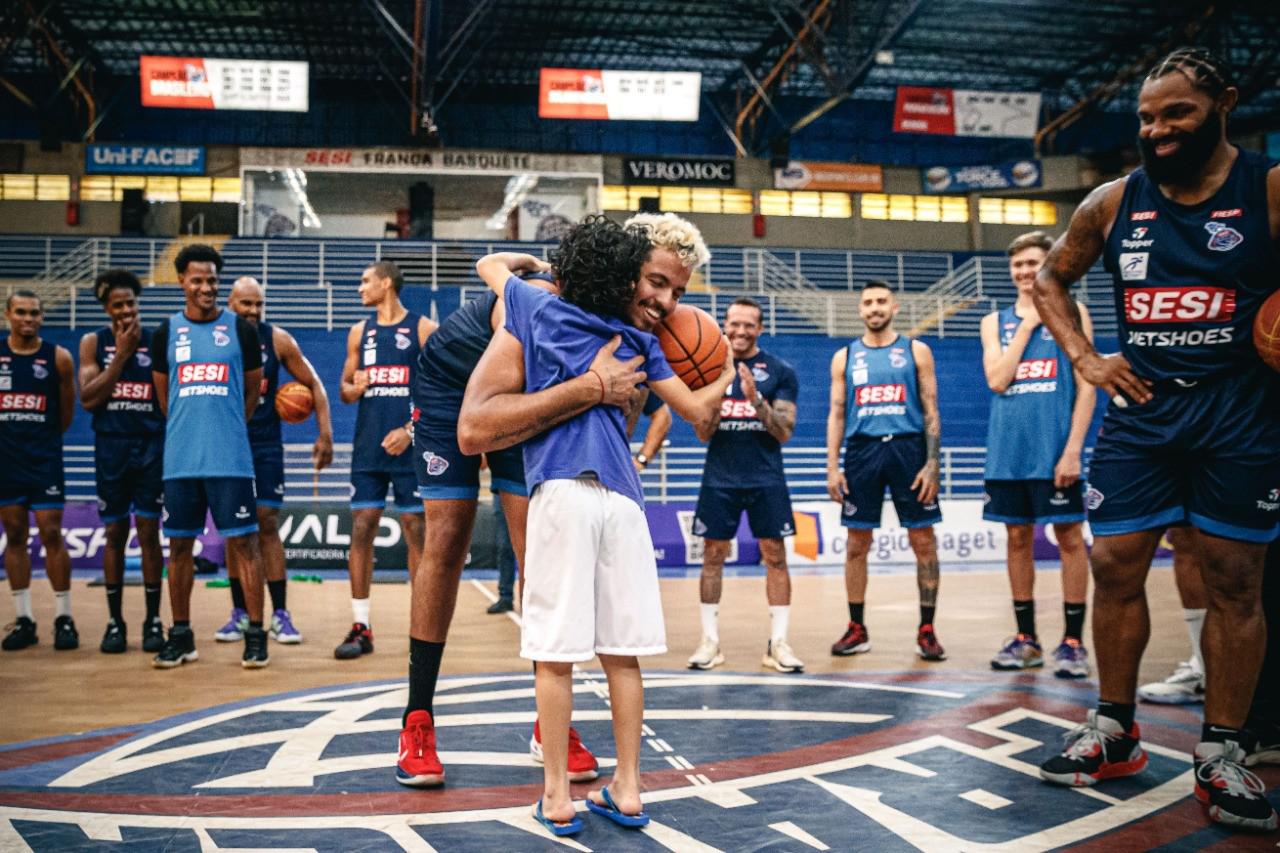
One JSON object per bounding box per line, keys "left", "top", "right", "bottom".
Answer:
{"left": 893, "top": 87, "right": 956, "bottom": 135}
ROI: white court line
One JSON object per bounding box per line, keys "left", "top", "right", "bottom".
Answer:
{"left": 468, "top": 578, "right": 521, "bottom": 628}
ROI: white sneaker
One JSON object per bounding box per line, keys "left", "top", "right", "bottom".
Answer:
{"left": 762, "top": 638, "right": 804, "bottom": 673}
{"left": 1137, "top": 661, "right": 1205, "bottom": 704}
{"left": 687, "top": 637, "right": 724, "bottom": 670}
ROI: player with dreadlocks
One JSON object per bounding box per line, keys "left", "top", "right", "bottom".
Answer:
{"left": 1032, "top": 46, "right": 1280, "bottom": 831}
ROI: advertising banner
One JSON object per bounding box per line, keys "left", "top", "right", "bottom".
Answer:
{"left": 0, "top": 502, "right": 223, "bottom": 569}
{"left": 621, "top": 156, "right": 735, "bottom": 186}
{"left": 893, "top": 87, "right": 956, "bottom": 135}
{"left": 140, "top": 56, "right": 308, "bottom": 112}
{"left": 921, "top": 160, "right": 1042, "bottom": 194}
{"left": 773, "top": 161, "right": 883, "bottom": 192}
{"left": 895, "top": 87, "right": 1041, "bottom": 138}
{"left": 239, "top": 147, "right": 602, "bottom": 177}
{"left": 539, "top": 69, "right": 700, "bottom": 121}
{"left": 86, "top": 144, "right": 206, "bottom": 175}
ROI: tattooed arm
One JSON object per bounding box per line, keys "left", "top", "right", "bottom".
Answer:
{"left": 911, "top": 339, "right": 941, "bottom": 506}
{"left": 737, "top": 361, "right": 797, "bottom": 443}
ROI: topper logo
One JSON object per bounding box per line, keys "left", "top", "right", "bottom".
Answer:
{"left": 111, "top": 382, "right": 153, "bottom": 401}
{"left": 856, "top": 383, "right": 906, "bottom": 405}
{"left": 1014, "top": 358, "right": 1058, "bottom": 381}
{"left": 178, "top": 363, "right": 229, "bottom": 384}
{"left": 0, "top": 393, "right": 47, "bottom": 411}
{"left": 1123, "top": 287, "right": 1236, "bottom": 324}
{"left": 365, "top": 365, "right": 409, "bottom": 385}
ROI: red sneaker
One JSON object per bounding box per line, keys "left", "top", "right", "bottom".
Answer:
{"left": 916, "top": 624, "right": 947, "bottom": 661}
{"left": 396, "top": 710, "right": 445, "bottom": 787}
{"left": 530, "top": 720, "right": 600, "bottom": 782}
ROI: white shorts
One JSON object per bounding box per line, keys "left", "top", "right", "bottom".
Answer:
{"left": 520, "top": 477, "right": 667, "bottom": 662}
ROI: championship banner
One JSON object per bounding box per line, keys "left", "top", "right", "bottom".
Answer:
{"left": 86, "top": 144, "right": 206, "bottom": 175}
{"left": 539, "top": 69, "right": 700, "bottom": 121}
{"left": 922, "top": 160, "right": 1042, "bottom": 193}
{"left": 773, "top": 161, "right": 883, "bottom": 192}
{"left": 895, "top": 87, "right": 1041, "bottom": 138}
{"left": 140, "top": 56, "right": 308, "bottom": 112}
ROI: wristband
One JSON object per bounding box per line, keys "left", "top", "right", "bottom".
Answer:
{"left": 635, "top": 453, "right": 649, "bottom": 468}
{"left": 588, "top": 369, "right": 606, "bottom": 403}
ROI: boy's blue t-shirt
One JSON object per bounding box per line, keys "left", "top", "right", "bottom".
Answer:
{"left": 503, "top": 277, "right": 674, "bottom": 508}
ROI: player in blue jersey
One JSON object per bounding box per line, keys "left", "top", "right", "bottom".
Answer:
{"left": 459, "top": 216, "right": 731, "bottom": 836}
{"left": 1, "top": 290, "right": 77, "bottom": 652}
{"left": 981, "top": 231, "right": 1096, "bottom": 678}
{"left": 826, "top": 281, "right": 945, "bottom": 662}
{"left": 1034, "top": 49, "right": 1280, "bottom": 831}
{"left": 216, "top": 277, "right": 333, "bottom": 646}
{"left": 150, "top": 244, "right": 271, "bottom": 669}
{"left": 687, "top": 297, "right": 802, "bottom": 673}
{"left": 78, "top": 270, "right": 166, "bottom": 654}
{"left": 335, "top": 261, "right": 435, "bottom": 660}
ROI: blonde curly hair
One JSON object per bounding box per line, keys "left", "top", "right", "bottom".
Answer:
{"left": 624, "top": 212, "right": 711, "bottom": 270}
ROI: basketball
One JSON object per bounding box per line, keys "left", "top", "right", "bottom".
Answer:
{"left": 656, "top": 304, "right": 728, "bottom": 390}
{"left": 1254, "top": 289, "right": 1280, "bottom": 372}
{"left": 275, "top": 381, "right": 314, "bottom": 423}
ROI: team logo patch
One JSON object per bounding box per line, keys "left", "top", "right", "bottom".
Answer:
{"left": 234, "top": 505, "right": 251, "bottom": 520}
{"left": 842, "top": 499, "right": 858, "bottom": 516}
{"left": 1131, "top": 226, "right": 1148, "bottom": 239}
{"left": 421, "top": 450, "right": 450, "bottom": 476}
{"left": 394, "top": 332, "right": 411, "bottom": 351}
{"left": 1050, "top": 491, "right": 1069, "bottom": 507}
{"left": 692, "top": 517, "right": 708, "bottom": 536}
{"left": 1119, "top": 252, "right": 1148, "bottom": 282}
{"left": 1204, "top": 221, "right": 1243, "bottom": 252}
{"left": 751, "top": 366, "right": 769, "bottom": 383}
{"left": 31, "top": 363, "right": 47, "bottom": 380}
{"left": 212, "top": 330, "right": 230, "bottom": 347}
{"left": 889, "top": 348, "right": 907, "bottom": 368}
{"left": 1085, "top": 486, "right": 1104, "bottom": 511}
{"left": 981, "top": 491, "right": 991, "bottom": 505}
{"left": 136, "top": 352, "right": 151, "bottom": 367}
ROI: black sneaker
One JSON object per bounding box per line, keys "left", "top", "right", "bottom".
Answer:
{"left": 1039, "top": 710, "right": 1148, "bottom": 787}
{"left": 152, "top": 626, "right": 199, "bottom": 668}
{"left": 487, "top": 598, "right": 514, "bottom": 614}
{"left": 1244, "top": 717, "right": 1280, "bottom": 767}
{"left": 334, "top": 622, "right": 374, "bottom": 659}
{"left": 1, "top": 617, "right": 37, "bottom": 651}
{"left": 53, "top": 615, "right": 79, "bottom": 650}
{"left": 1194, "top": 740, "right": 1279, "bottom": 831}
{"left": 141, "top": 617, "right": 166, "bottom": 653}
{"left": 831, "top": 621, "right": 871, "bottom": 656}
{"left": 100, "top": 619, "right": 127, "bottom": 654}
{"left": 242, "top": 626, "right": 270, "bottom": 669}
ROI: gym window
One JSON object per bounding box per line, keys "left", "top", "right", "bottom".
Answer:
{"left": 860, "top": 193, "right": 969, "bottom": 223}
{"left": 978, "top": 198, "right": 1057, "bottom": 225}
{"left": 601, "top": 185, "right": 753, "bottom": 214}
{"left": 758, "top": 190, "right": 852, "bottom": 218}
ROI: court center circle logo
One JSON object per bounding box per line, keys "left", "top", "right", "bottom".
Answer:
{"left": 0, "top": 672, "right": 1197, "bottom": 850}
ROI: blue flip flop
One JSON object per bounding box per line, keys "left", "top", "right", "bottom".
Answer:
{"left": 533, "top": 800, "right": 583, "bottom": 837}
{"left": 586, "top": 786, "right": 650, "bottom": 828}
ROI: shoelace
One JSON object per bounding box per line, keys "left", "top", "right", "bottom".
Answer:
{"left": 1197, "top": 751, "right": 1266, "bottom": 800}
{"left": 343, "top": 624, "right": 365, "bottom": 643}
{"left": 1062, "top": 719, "right": 1116, "bottom": 759}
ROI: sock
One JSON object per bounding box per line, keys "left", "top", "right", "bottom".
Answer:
{"left": 1184, "top": 608, "right": 1206, "bottom": 673}
{"left": 248, "top": 620, "right": 263, "bottom": 631}
{"left": 1063, "top": 603, "right": 1086, "bottom": 641}
{"left": 769, "top": 605, "right": 789, "bottom": 643}
{"left": 105, "top": 584, "right": 124, "bottom": 623}
{"left": 12, "top": 588, "right": 32, "bottom": 620}
{"left": 1201, "top": 723, "right": 1241, "bottom": 745}
{"left": 404, "top": 638, "right": 445, "bottom": 724}
{"left": 848, "top": 601, "right": 864, "bottom": 625}
{"left": 1013, "top": 599, "right": 1036, "bottom": 637}
{"left": 700, "top": 603, "right": 719, "bottom": 642}
{"left": 144, "top": 584, "right": 162, "bottom": 621}
{"left": 54, "top": 590, "right": 71, "bottom": 618}
{"left": 174, "top": 620, "right": 191, "bottom": 631}
{"left": 229, "top": 577, "right": 246, "bottom": 611}
{"left": 352, "top": 598, "right": 371, "bottom": 627}
{"left": 268, "top": 579, "right": 287, "bottom": 613}
{"left": 1098, "top": 700, "right": 1136, "bottom": 731}
{"left": 919, "top": 605, "right": 936, "bottom": 628}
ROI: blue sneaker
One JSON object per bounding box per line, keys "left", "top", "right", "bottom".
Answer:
{"left": 1053, "top": 637, "right": 1090, "bottom": 679}
{"left": 215, "top": 607, "right": 248, "bottom": 642}
{"left": 991, "top": 634, "right": 1043, "bottom": 670}
{"left": 270, "top": 609, "right": 302, "bottom": 644}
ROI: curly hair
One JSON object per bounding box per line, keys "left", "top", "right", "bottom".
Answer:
{"left": 550, "top": 215, "right": 650, "bottom": 320}
{"left": 94, "top": 269, "right": 142, "bottom": 304}
{"left": 174, "top": 243, "right": 223, "bottom": 275}
{"left": 624, "top": 212, "right": 710, "bottom": 270}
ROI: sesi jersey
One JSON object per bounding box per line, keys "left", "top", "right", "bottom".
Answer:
{"left": 352, "top": 312, "right": 422, "bottom": 473}
{"left": 0, "top": 339, "right": 62, "bottom": 485}
{"left": 91, "top": 327, "right": 163, "bottom": 436}
{"left": 843, "top": 334, "right": 923, "bottom": 439}
{"left": 246, "top": 321, "right": 281, "bottom": 447}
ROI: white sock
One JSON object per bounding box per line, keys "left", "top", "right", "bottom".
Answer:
{"left": 352, "top": 598, "right": 371, "bottom": 627}
{"left": 770, "top": 605, "right": 790, "bottom": 643}
{"left": 54, "top": 590, "right": 71, "bottom": 618}
{"left": 700, "top": 603, "right": 719, "bottom": 643}
{"left": 12, "top": 588, "right": 32, "bottom": 620}
{"left": 1184, "top": 608, "right": 1206, "bottom": 673}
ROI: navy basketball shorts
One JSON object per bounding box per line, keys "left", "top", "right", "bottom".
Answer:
{"left": 163, "top": 477, "right": 258, "bottom": 538}
{"left": 841, "top": 433, "right": 942, "bottom": 529}
{"left": 1087, "top": 367, "right": 1280, "bottom": 543}
{"left": 94, "top": 432, "right": 164, "bottom": 523}
{"left": 413, "top": 415, "right": 527, "bottom": 500}
{"left": 693, "top": 483, "right": 795, "bottom": 540}
{"left": 983, "top": 480, "right": 1085, "bottom": 526}
{"left": 351, "top": 468, "right": 423, "bottom": 513}
{"left": 251, "top": 442, "right": 286, "bottom": 509}
{"left": 0, "top": 477, "right": 65, "bottom": 512}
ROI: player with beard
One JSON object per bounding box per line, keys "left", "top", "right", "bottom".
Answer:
{"left": 1034, "top": 48, "right": 1280, "bottom": 831}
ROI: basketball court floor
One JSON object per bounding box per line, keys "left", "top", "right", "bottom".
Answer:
{"left": 2, "top": 561, "right": 1275, "bottom": 851}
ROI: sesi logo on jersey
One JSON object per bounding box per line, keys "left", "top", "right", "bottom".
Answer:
{"left": 1123, "top": 287, "right": 1236, "bottom": 324}
{"left": 178, "top": 363, "right": 230, "bottom": 384}
{"left": 365, "top": 365, "right": 409, "bottom": 385}
{"left": 111, "top": 381, "right": 153, "bottom": 400}
{"left": 0, "top": 392, "right": 47, "bottom": 411}
{"left": 1014, "top": 358, "right": 1057, "bottom": 381}
{"left": 855, "top": 383, "right": 906, "bottom": 406}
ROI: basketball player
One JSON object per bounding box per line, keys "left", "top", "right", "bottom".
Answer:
{"left": 215, "top": 277, "right": 333, "bottom": 646}
{"left": 79, "top": 270, "right": 165, "bottom": 654}
{"left": 1138, "top": 528, "right": 1207, "bottom": 703}
{"left": 631, "top": 392, "right": 671, "bottom": 473}
{"left": 459, "top": 216, "right": 731, "bottom": 835}
{"left": 150, "top": 244, "right": 270, "bottom": 669}
{"left": 336, "top": 261, "right": 434, "bottom": 660}
{"left": 0, "top": 291, "right": 76, "bottom": 651}
{"left": 688, "top": 297, "right": 802, "bottom": 673}
{"left": 1034, "top": 49, "right": 1279, "bottom": 831}
{"left": 981, "top": 232, "right": 1095, "bottom": 678}
{"left": 826, "top": 281, "right": 945, "bottom": 661}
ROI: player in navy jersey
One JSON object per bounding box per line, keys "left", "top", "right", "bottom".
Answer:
{"left": 335, "top": 261, "right": 435, "bottom": 660}
{"left": 981, "top": 232, "right": 1096, "bottom": 678}
{"left": 150, "top": 244, "right": 271, "bottom": 669}
{"left": 826, "top": 281, "right": 945, "bottom": 662}
{"left": 78, "top": 270, "right": 166, "bottom": 654}
{"left": 688, "top": 297, "right": 802, "bottom": 673}
{"left": 1034, "top": 49, "right": 1280, "bottom": 831}
{"left": 0, "top": 291, "right": 77, "bottom": 652}
{"left": 216, "top": 278, "right": 333, "bottom": 646}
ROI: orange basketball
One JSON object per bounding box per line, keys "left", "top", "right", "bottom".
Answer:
{"left": 1254, "top": 289, "right": 1280, "bottom": 372}
{"left": 275, "top": 381, "right": 314, "bottom": 424}
{"left": 656, "top": 304, "right": 728, "bottom": 390}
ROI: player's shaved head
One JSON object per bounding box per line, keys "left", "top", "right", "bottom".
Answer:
{"left": 230, "top": 277, "right": 262, "bottom": 299}
{"left": 228, "top": 276, "right": 265, "bottom": 323}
